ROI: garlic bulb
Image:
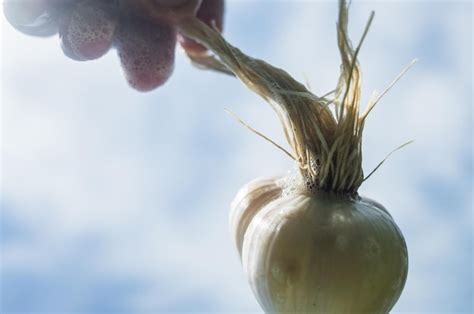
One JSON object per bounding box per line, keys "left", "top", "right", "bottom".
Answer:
{"left": 231, "top": 179, "right": 408, "bottom": 313}
{"left": 177, "top": 0, "right": 411, "bottom": 312}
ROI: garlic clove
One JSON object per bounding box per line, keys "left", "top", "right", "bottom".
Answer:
{"left": 229, "top": 176, "right": 282, "bottom": 259}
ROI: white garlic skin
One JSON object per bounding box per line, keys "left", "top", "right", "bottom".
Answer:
{"left": 231, "top": 178, "right": 408, "bottom": 313}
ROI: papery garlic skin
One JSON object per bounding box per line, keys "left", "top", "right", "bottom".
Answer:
{"left": 233, "top": 179, "right": 408, "bottom": 314}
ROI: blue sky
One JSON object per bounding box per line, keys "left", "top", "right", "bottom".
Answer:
{"left": 1, "top": 0, "right": 473, "bottom": 313}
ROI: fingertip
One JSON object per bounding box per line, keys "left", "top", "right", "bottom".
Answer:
{"left": 115, "top": 17, "right": 176, "bottom": 92}
{"left": 3, "top": 0, "right": 47, "bottom": 26}
{"left": 119, "top": 0, "right": 201, "bottom": 25}
{"left": 125, "top": 67, "right": 173, "bottom": 92}
{"left": 59, "top": 0, "right": 117, "bottom": 61}
{"left": 60, "top": 31, "right": 86, "bottom": 61}
{"left": 179, "top": 0, "right": 224, "bottom": 56}
{"left": 196, "top": 0, "right": 225, "bottom": 29}
{"left": 177, "top": 33, "right": 208, "bottom": 57}
{"left": 3, "top": 0, "right": 59, "bottom": 37}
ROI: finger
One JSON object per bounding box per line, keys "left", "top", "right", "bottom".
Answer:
{"left": 178, "top": 0, "right": 224, "bottom": 56}
{"left": 119, "top": 0, "right": 201, "bottom": 24}
{"left": 59, "top": 0, "right": 118, "bottom": 61}
{"left": 115, "top": 17, "right": 176, "bottom": 92}
{"left": 3, "top": 0, "right": 60, "bottom": 37}
{"left": 153, "top": 0, "right": 202, "bottom": 22}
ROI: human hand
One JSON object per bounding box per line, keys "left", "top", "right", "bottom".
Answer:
{"left": 3, "top": 0, "right": 225, "bottom": 91}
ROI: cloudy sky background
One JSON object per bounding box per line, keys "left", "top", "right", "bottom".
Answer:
{"left": 1, "top": 0, "right": 472, "bottom": 313}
